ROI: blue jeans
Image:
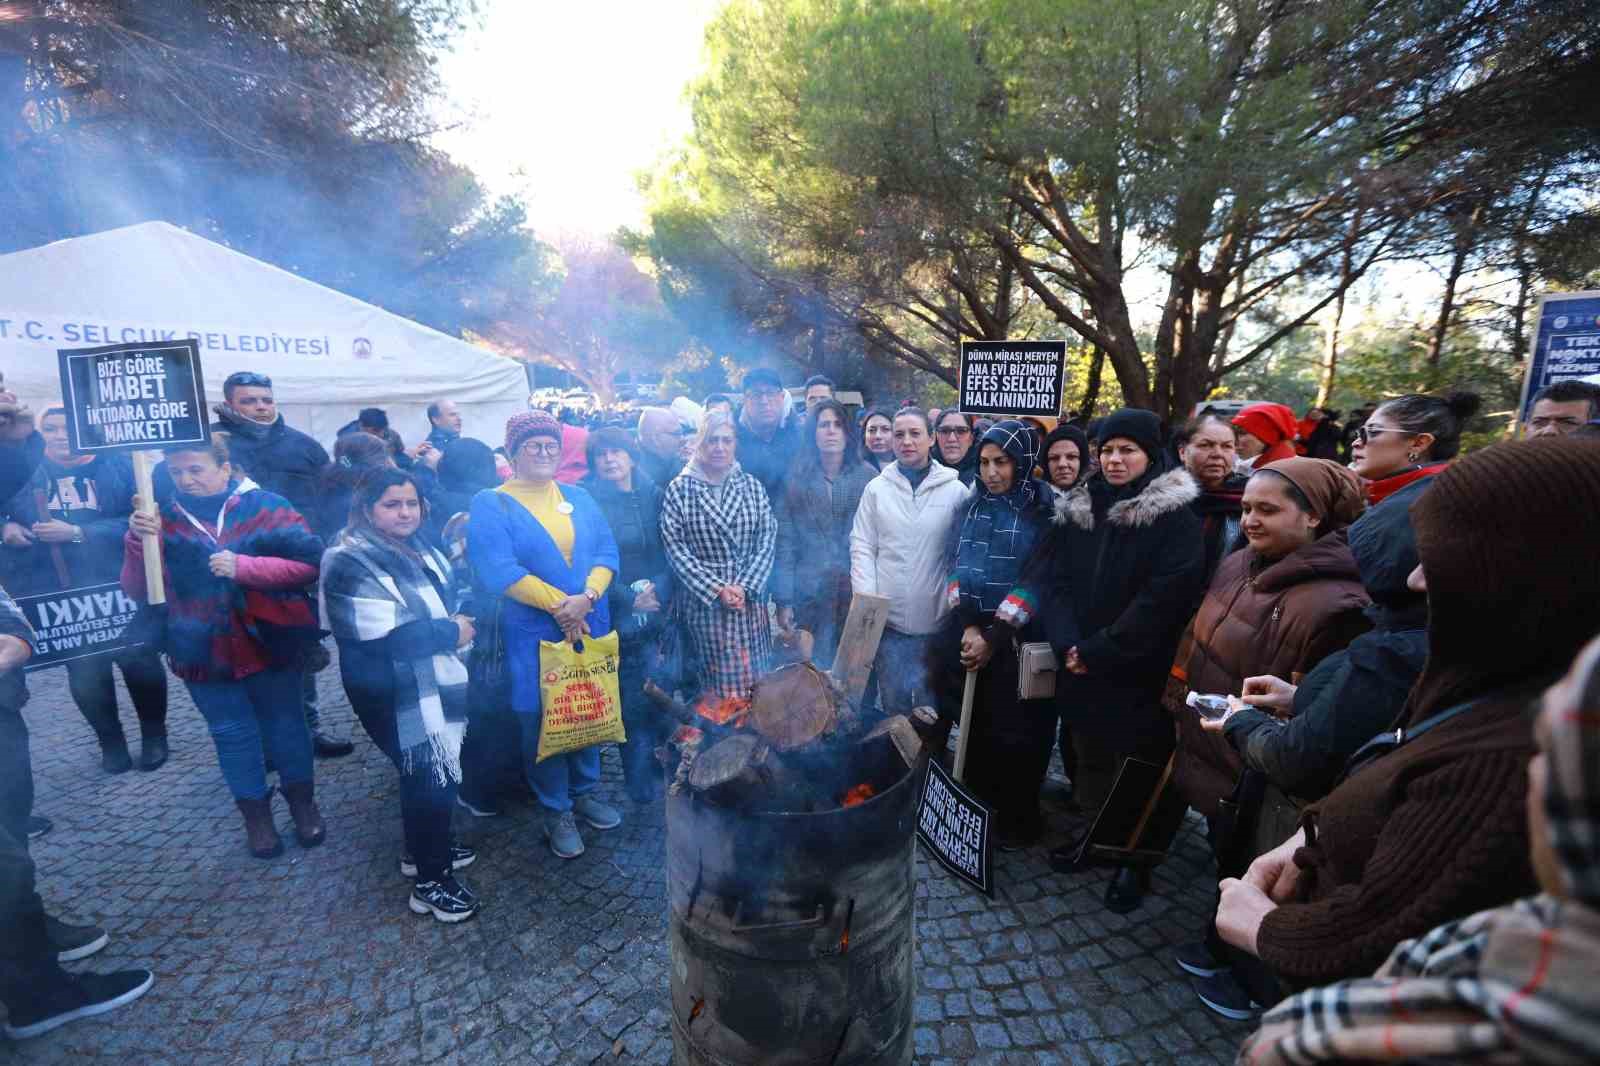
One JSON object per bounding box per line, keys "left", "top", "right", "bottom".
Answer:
{"left": 186, "top": 669, "right": 314, "bottom": 801}
{"left": 517, "top": 712, "right": 600, "bottom": 814}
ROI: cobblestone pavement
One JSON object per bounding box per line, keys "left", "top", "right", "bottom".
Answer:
{"left": 11, "top": 660, "right": 1250, "bottom": 1065}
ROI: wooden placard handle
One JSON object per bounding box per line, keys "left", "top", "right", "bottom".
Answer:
{"left": 952, "top": 670, "right": 978, "bottom": 784}
{"left": 131, "top": 451, "right": 165, "bottom": 606}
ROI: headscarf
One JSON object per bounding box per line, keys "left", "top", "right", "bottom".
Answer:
{"left": 1404, "top": 438, "right": 1600, "bottom": 724}
{"left": 973, "top": 419, "right": 1042, "bottom": 510}
{"left": 947, "top": 420, "right": 1053, "bottom": 619}
{"left": 1041, "top": 424, "right": 1090, "bottom": 491}
{"left": 1255, "top": 457, "right": 1365, "bottom": 533}
{"left": 504, "top": 410, "right": 563, "bottom": 458}
{"left": 1238, "top": 634, "right": 1600, "bottom": 1066}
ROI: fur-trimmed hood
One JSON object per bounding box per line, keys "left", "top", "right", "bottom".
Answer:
{"left": 1053, "top": 467, "right": 1200, "bottom": 531}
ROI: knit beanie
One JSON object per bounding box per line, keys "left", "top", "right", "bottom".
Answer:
{"left": 1406, "top": 438, "right": 1600, "bottom": 720}
{"left": 1232, "top": 403, "right": 1298, "bottom": 445}
{"left": 504, "top": 411, "right": 562, "bottom": 457}
{"left": 1096, "top": 408, "right": 1164, "bottom": 462}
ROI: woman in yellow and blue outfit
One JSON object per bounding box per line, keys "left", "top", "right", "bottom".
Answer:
{"left": 468, "top": 412, "right": 621, "bottom": 859}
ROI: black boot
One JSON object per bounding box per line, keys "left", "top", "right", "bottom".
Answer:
{"left": 99, "top": 734, "right": 132, "bottom": 775}
{"left": 311, "top": 730, "right": 354, "bottom": 758}
{"left": 1104, "top": 866, "right": 1150, "bottom": 914}
{"left": 137, "top": 732, "right": 169, "bottom": 772}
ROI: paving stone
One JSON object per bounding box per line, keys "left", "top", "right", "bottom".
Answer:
{"left": 4, "top": 648, "right": 1249, "bottom": 1064}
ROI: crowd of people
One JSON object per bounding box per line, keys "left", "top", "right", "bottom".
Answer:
{"left": 1, "top": 362, "right": 1599, "bottom": 1062}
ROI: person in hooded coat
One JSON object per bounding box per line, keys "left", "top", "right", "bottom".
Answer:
{"left": 1023, "top": 409, "right": 1206, "bottom": 907}
{"left": 1232, "top": 403, "right": 1300, "bottom": 471}
{"left": 1214, "top": 438, "right": 1600, "bottom": 993}
{"left": 1173, "top": 458, "right": 1371, "bottom": 824}
{"left": 933, "top": 410, "right": 980, "bottom": 487}
{"left": 1239, "top": 631, "right": 1600, "bottom": 1066}
{"left": 936, "top": 420, "right": 1057, "bottom": 847}
{"left": 1169, "top": 458, "right": 1371, "bottom": 1019}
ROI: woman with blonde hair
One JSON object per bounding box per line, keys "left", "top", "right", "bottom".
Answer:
{"left": 660, "top": 411, "right": 778, "bottom": 700}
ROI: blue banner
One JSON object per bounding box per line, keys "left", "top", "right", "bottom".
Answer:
{"left": 1522, "top": 292, "right": 1600, "bottom": 422}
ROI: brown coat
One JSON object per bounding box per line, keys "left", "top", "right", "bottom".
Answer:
{"left": 1173, "top": 533, "right": 1370, "bottom": 817}
{"left": 1255, "top": 688, "right": 1540, "bottom": 987}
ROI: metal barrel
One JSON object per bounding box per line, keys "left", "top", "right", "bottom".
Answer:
{"left": 666, "top": 742, "right": 917, "bottom": 1066}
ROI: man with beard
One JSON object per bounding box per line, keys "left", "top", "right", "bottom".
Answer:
{"left": 1176, "top": 414, "right": 1249, "bottom": 592}
{"left": 211, "top": 371, "right": 353, "bottom": 758}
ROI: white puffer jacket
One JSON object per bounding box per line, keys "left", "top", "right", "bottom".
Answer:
{"left": 849, "top": 460, "right": 971, "bottom": 635}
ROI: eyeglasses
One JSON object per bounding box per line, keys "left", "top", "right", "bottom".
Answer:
{"left": 936, "top": 426, "right": 972, "bottom": 438}
{"left": 519, "top": 442, "right": 562, "bottom": 457}
{"left": 1355, "top": 425, "right": 1406, "bottom": 444}
{"left": 746, "top": 388, "right": 784, "bottom": 402}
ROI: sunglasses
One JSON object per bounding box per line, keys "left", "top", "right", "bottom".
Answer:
{"left": 1355, "top": 425, "right": 1407, "bottom": 444}
{"left": 228, "top": 372, "right": 272, "bottom": 389}
{"left": 936, "top": 426, "right": 972, "bottom": 437}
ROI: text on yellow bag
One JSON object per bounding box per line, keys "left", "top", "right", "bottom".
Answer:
{"left": 536, "top": 631, "right": 626, "bottom": 763}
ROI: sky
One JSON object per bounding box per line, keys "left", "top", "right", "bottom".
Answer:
{"left": 430, "top": 1, "right": 725, "bottom": 237}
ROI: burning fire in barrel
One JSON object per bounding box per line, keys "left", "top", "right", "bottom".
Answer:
{"left": 654, "top": 662, "right": 924, "bottom": 1066}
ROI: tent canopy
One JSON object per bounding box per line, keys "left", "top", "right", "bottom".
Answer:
{"left": 0, "top": 221, "right": 528, "bottom": 446}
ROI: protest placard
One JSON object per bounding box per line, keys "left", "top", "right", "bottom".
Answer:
{"left": 1518, "top": 290, "right": 1600, "bottom": 425}
{"left": 56, "top": 339, "right": 210, "bottom": 606}
{"left": 56, "top": 339, "right": 209, "bottom": 453}
{"left": 958, "top": 340, "right": 1067, "bottom": 418}
{"left": 15, "top": 582, "right": 145, "bottom": 672}
{"left": 916, "top": 757, "right": 994, "bottom": 897}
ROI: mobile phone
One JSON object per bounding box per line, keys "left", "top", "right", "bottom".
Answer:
{"left": 1185, "top": 692, "right": 1232, "bottom": 720}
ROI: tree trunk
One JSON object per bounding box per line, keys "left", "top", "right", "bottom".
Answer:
{"left": 1428, "top": 205, "right": 1482, "bottom": 368}
{"left": 1080, "top": 344, "right": 1106, "bottom": 415}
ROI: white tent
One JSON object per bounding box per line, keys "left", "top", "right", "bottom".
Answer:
{"left": 0, "top": 221, "right": 529, "bottom": 446}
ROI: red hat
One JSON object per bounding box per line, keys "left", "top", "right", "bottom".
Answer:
{"left": 1232, "top": 403, "right": 1298, "bottom": 445}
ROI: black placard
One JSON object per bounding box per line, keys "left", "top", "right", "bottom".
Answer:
{"left": 916, "top": 758, "right": 994, "bottom": 896}
{"left": 958, "top": 340, "right": 1066, "bottom": 418}
{"left": 57, "top": 340, "right": 209, "bottom": 453}
{"left": 16, "top": 582, "right": 146, "bottom": 672}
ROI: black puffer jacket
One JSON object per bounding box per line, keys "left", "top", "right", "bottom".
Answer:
{"left": 211, "top": 405, "right": 328, "bottom": 517}
{"left": 1025, "top": 465, "right": 1205, "bottom": 753}
{"left": 1220, "top": 477, "right": 1432, "bottom": 801}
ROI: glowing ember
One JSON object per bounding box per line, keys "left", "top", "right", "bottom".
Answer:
{"left": 696, "top": 695, "right": 750, "bottom": 727}
{"left": 688, "top": 996, "right": 706, "bottom": 1026}
{"left": 840, "top": 783, "right": 876, "bottom": 807}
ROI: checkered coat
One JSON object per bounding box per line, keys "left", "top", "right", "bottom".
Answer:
{"left": 660, "top": 463, "right": 777, "bottom": 699}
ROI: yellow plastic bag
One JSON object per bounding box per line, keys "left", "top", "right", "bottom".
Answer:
{"left": 536, "top": 631, "right": 625, "bottom": 762}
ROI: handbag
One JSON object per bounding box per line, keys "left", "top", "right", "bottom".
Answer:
{"left": 1016, "top": 640, "right": 1057, "bottom": 701}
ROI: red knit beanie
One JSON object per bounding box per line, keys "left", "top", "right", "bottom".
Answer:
{"left": 505, "top": 411, "right": 562, "bottom": 457}
{"left": 1232, "top": 403, "right": 1298, "bottom": 445}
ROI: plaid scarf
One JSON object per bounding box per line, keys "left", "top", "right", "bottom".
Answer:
{"left": 319, "top": 530, "right": 467, "bottom": 785}
{"left": 1240, "top": 638, "right": 1600, "bottom": 1065}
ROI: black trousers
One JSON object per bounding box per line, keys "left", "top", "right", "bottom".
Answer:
{"left": 933, "top": 622, "right": 1057, "bottom": 838}
{"left": 65, "top": 648, "right": 167, "bottom": 745}
{"left": 348, "top": 695, "right": 457, "bottom": 883}
{"left": 0, "top": 700, "right": 67, "bottom": 1011}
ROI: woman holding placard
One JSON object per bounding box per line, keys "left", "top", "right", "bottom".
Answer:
{"left": 123, "top": 434, "right": 326, "bottom": 860}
